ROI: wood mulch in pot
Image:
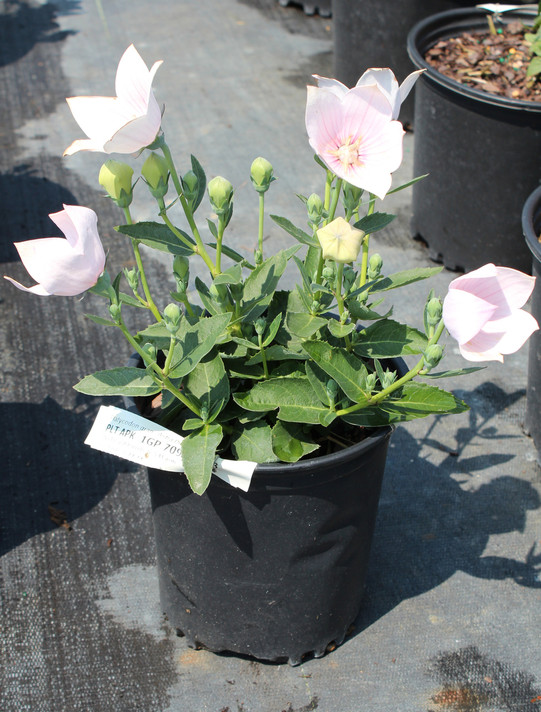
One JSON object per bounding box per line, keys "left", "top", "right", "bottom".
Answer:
{"left": 424, "top": 19, "right": 541, "bottom": 103}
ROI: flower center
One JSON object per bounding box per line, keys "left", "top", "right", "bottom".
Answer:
{"left": 329, "top": 135, "right": 363, "bottom": 171}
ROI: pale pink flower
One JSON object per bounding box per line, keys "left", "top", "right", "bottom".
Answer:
{"left": 314, "top": 67, "right": 424, "bottom": 120}
{"left": 305, "top": 79, "right": 404, "bottom": 199}
{"left": 443, "top": 263, "right": 539, "bottom": 362}
{"left": 64, "top": 45, "right": 163, "bottom": 156}
{"left": 4, "top": 205, "right": 106, "bottom": 296}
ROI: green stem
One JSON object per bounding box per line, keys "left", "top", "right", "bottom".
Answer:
{"left": 158, "top": 199, "right": 198, "bottom": 252}
{"left": 358, "top": 195, "right": 376, "bottom": 288}
{"left": 159, "top": 137, "right": 217, "bottom": 277}
{"left": 335, "top": 262, "right": 352, "bottom": 351}
{"left": 257, "top": 192, "right": 265, "bottom": 261}
{"left": 324, "top": 170, "right": 333, "bottom": 213}
{"left": 123, "top": 207, "right": 162, "bottom": 322}
{"left": 216, "top": 217, "right": 225, "bottom": 274}
{"left": 336, "top": 319, "right": 445, "bottom": 417}
{"left": 326, "top": 178, "right": 343, "bottom": 224}
{"left": 258, "top": 333, "right": 269, "bottom": 379}
{"left": 162, "top": 335, "right": 175, "bottom": 377}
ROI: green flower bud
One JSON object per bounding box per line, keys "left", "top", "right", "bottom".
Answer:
{"left": 173, "top": 255, "right": 190, "bottom": 281}
{"left": 163, "top": 303, "right": 182, "bottom": 333}
{"left": 250, "top": 157, "right": 274, "bottom": 193}
{"left": 99, "top": 160, "right": 134, "bottom": 208}
{"left": 108, "top": 303, "right": 122, "bottom": 322}
{"left": 425, "top": 297, "right": 443, "bottom": 327}
{"left": 182, "top": 170, "right": 199, "bottom": 206}
{"left": 123, "top": 267, "right": 139, "bottom": 292}
{"left": 311, "top": 300, "right": 321, "bottom": 313}
{"left": 366, "top": 373, "right": 377, "bottom": 391}
{"left": 342, "top": 182, "right": 363, "bottom": 214}
{"left": 141, "top": 342, "right": 157, "bottom": 362}
{"left": 322, "top": 265, "right": 335, "bottom": 281}
{"left": 208, "top": 176, "right": 234, "bottom": 215}
{"left": 339, "top": 309, "right": 350, "bottom": 325}
{"left": 141, "top": 153, "right": 169, "bottom": 199}
{"left": 379, "top": 369, "right": 397, "bottom": 389}
{"left": 254, "top": 249, "right": 263, "bottom": 265}
{"left": 254, "top": 317, "right": 266, "bottom": 336}
{"left": 307, "top": 193, "right": 324, "bottom": 225}
{"left": 368, "top": 253, "right": 383, "bottom": 280}
{"left": 343, "top": 265, "right": 356, "bottom": 292}
{"left": 423, "top": 343, "right": 444, "bottom": 371}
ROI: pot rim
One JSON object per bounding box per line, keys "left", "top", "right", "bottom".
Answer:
{"left": 522, "top": 185, "right": 541, "bottom": 261}
{"left": 407, "top": 5, "right": 541, "bottom": 114}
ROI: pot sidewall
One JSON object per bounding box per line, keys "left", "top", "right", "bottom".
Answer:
{"left": 406, "top": 7, "right": 541, "bottom": 272}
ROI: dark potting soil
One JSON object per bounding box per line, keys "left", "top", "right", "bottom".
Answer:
{"left": 424, "top": 20, "right": 541, "bottom": 103}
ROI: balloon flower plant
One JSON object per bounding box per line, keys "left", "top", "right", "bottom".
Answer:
{"left": 4, "top": 45, "right": 539, "bottom": 495}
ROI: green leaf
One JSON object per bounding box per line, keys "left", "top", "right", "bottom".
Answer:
{"left": 116, "top": 222, "right": 195, "bottom": 255}
{"left": 190, "top": 154, "right": 206, "bottom": 212}
{"left": 387, "top": 174, "right": 428, "bottom": 195}
{"left": 527, "top": 55, "right": 541, "bottom": 77}
{"left": 326, "top": 319, "right": 356, "bottom": 338}
{"left": 73, "top": 367, "right": 160, "bottom": 396}
{"left": 230, "top": 421, "right": 278, "bottom": 463}
{"left": 262, "top": 312, "right": 283, "bottom": 347}
{"left": 369, "top": 266, "right": 443, "bottom": 293}
{"left": 302, "top": 340, "right": 369, "bottom": 403}
{"left": 181, "top": 424, "right": 223, "bottom": 495}
{"left": 84, "top": 313, "right": 118, "bottom": 327}
{"left": 270, "top": 215, "right": 318, "bottom": 247}
{"left": 213, "top": 263, "right": 243, "bottom": 286}
{"left": 234, "top": 377, "right": 329, "bottom": 424}
{"left": 354, "top": 212, "right": 395, "bottom": 234}
{"left": 271, "top": 421, "right": 319, "bottom": 463}
{"left": 347, "top": 300, "right": 392, "bottom": 321}
{"left": 183, "top": 353, "right": 230, "bottom": 418}
{"left": 354, "top": 319, "right": 428, "bottom": 358}
{"left": 207, "top": 242, "right": 255, "bottom": 270}
{"left": 305, "top": 361, "right": 332, "bottom": 406}
{"left": 246, "top": 344, "right": 306, "bottom": 365}
{"left": 241, "top": 250, "right": 293, "bottom": 320}
{"left": 419, "top": 366, "right": 485, "bottom": 379}
{"left": 194, "top": 276, "right": 222, "bottom": 316}
{"left": 137, "top": 321, "right": 174, "bottom": 349}
{"left": 342, "top": 382, "right": 468, "bottom": 426}
{"left": 285, "top": 312, "right": 327, "bottom": 340}
{"left": 168, "top": 313, "right": 232, "bottom": 378}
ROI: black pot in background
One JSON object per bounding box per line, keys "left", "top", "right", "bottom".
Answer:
{"left": 407, "top": 6, "right": 541, "bottom": 273}
{"left": 522, "top": 185, "right": 541, "bottom": 460}
{"left": 333, "top": 0, "right": 476, "bottom": 125}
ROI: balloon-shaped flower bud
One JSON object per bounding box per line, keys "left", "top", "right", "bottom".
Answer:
{"left": 250, "top": 157, "right": 274, "bottom": 194}
{"left": 307, "top": 193, "right": 324, "bottom": 227}
{"left": 368, "top": 253, "right": 383, "bottom": 280}
{"left": 99, "top": 160, "right": 134, "bottom": 208}
{"left": 366, "top": 372, "right": 377, "bottom": 391}
{"left": 343, "top": 265, "right": 356, "bottom": 292}
{"left": 254, "top": 317, "right": 266, "bottom": 336}
{"left": 182, "top": 170, "right": 199, "bottom": 207}
{"left": 141, "top": 152, "right": 169, "bottom": 199}
{"left": 163, "top": 302, "right": 182, "bottom": 333}
{"left": 317, "top": 217, "right": 364, "bottom": 264}
{"left": 141, "top": 342, "right": 157, "bottom": 362}
{"left": 342, "top": 182, "right": 363, "bottom": 215}
{"left": 425, "top": 296, "right": 443, "bottom": 327}
{"left": 423, "top": 343, "right": 444, "bottom": 371}
{"left": 124, "top": 267, "right": 139, "bottom": 292}
{"left": 208, "top": 176, "right": 234, "bottom": 216}
{"left": 109, "top": 303, "right": 122, "bottom": 322}
{"left": 173, "top": 254, "right": 189, "bottom": 283}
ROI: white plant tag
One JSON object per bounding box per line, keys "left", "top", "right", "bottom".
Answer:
{"left": 476, "top": 4, "right": 521, "bottom": 13}
{"left": 84, "top": 405, "right": 257, "bottom": 490}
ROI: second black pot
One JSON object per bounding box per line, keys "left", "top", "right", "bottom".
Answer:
{"left": 407, "top": 6, "right": 541, "bottom": 273}
{"left": 522, "top": 185, "right": 541, "bottom": 460}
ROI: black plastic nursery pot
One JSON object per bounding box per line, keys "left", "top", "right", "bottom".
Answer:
{"left": 333, "top": 0, "right": 476, "bottom": 125}
{"left": 125, "top": 357, "right": 398, "bottom": 664}
{"left": 521, "top": 185, "right": 541, "bottom": 459}
{"left": 147, "top": 427, "right": 392, "bottom": 665}
{"left": 407, "top": 6, "right": 541, "bottom": 273}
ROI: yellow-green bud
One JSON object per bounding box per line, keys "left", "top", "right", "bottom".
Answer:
{"left": 108, "top": 303, "right": 122, "bottom": 322}
{"left": 208, "top": 176, "right": 234, "bottom": 214}
{"left": 123, "top": 267, "right": 139, "bottom": 292}
{"left": 141, "top": 342, "right": 157, "bottom": 362}
{"left": 141, "top": 153, "right": 169, "bottom": 199}
{"left": 250, "top": 157, "right": 274, "bottom": 193}
{"left": 423, "top": 343, "right": 443, "bottom": 371}
{"left": 368, "top": 253, "right": 383, "bottom": 280}
{"left": 99, "top": 160, "right": 134, "bottom": 208}
{"left": 173, "top": 255, "right": 190, "bottom": 281}
{"left": 307, "top": 193, "right": 324, "bottom": 225}
{"left": 426, "top": 297, "right": 443, "bottom": 326}
{"left": 163, "top": 303, "right": 182, "bottom": 333}
{"left": 254, "top": 317, "right": 266, "bottom": 335}
{"left": 182, "top": 170, "right": 199, "bottom": 206}
{"left": 366, "top": 373, "right": 377, "bottom": 391}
